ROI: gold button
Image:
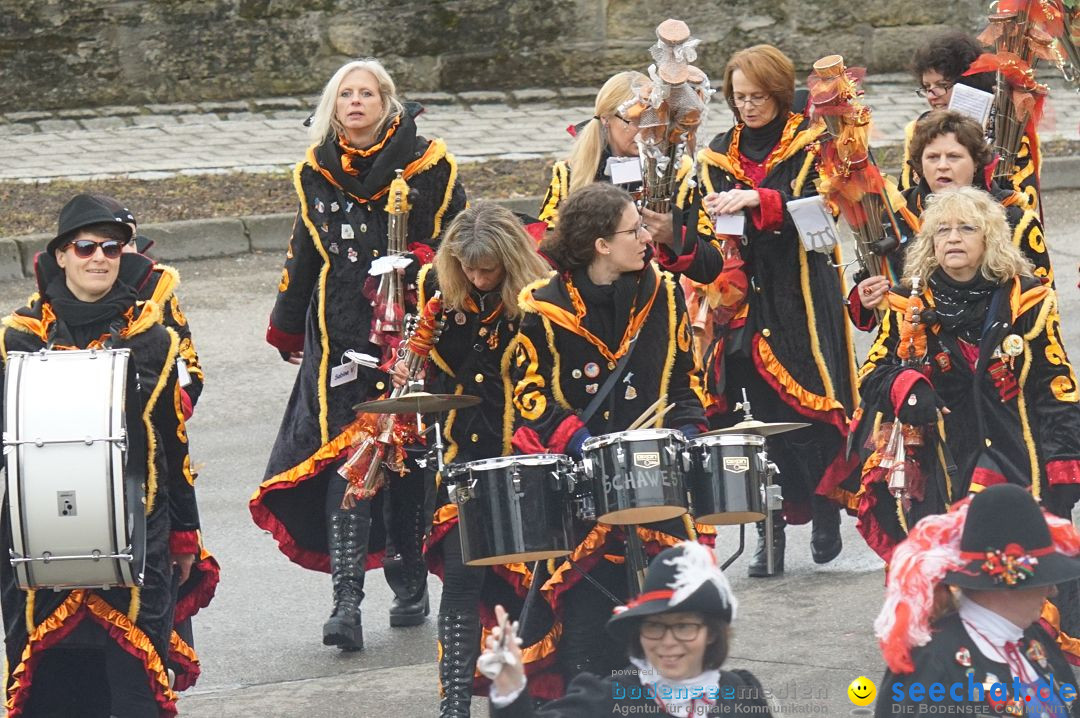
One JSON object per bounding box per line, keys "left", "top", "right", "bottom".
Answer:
{"left": 360, "top": 223, "right": 367, "bottom": 233}
{"left": 474, "top": 373, "right": 484, "bottom": 383}
{"left": 471, "top": 433, "right": 479, "bottom": 442}
{"left": 607, "top": 361, "right": 616, "bottom": 370}
{"left": 372, "top": 249, "right": 380, "bottom": 257}
{"left": 376, "top": 381, "right": 385, "bottom": 390}
{"left": 603, "top": 411, "right": 610, "bottom": 420}
{"left": 762, "top": 328, "right": 771, "bottom": 337}
{"left": 985, "top": 438, "right": 992, "bottom": 447}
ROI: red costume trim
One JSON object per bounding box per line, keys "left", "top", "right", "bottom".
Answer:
{"left": 890, "top": 370, "right": 930, "bottom": 415}
{"left": 169, "top": 530, "right": 200, "bottom": 556}
{"left": 511, "top": 426, "right": 548, "bottom": 455}
{"left": 1046, "top": 460, "right": 1080, "bottom": 486}
{"left": 265, "top": 322, "right": 304, "bottom": 353}
{"left": 174, "top": 553, "right": 221, "bottom": 624}
{"left": 750, "top": 188, "right": 784, "bottom": 231}
{"left": 524, "top": 221, "right": 548, "bottom": 244}
{"left": 751, "top": 337, "right": 849, "bottom": 436}
{"left": 855, "top": 466, "right": 901, "bottom": 563}
{"left": 846, "top": 286, "right": 878, "bottom": 331}
{"left": 970, "top": 466, "right": 1007, "bottom": 491}
{"left": 179, "top": 388, "right": 193, "bottom": 421}
{"left": 407, "top": 242, "right": 436, "bottom": 266}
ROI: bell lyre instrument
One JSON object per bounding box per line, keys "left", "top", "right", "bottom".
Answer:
{"left": 339, "top": 292, "right": 445, "bottom": 506}
{"left": 369, "top": 169, "right": 412, "bottom": 357}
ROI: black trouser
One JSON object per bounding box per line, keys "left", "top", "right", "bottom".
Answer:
{"left": 556, "top": 559, "right": 628, "bottom": 684}
{"left": 23, "top": 641, "right": 159, "bottom": 717}
{"left": 439, "top": 523, "right": 485, "bottom": 612}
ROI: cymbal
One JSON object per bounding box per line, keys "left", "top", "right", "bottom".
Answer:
{"left": 352, "top": 392, "right": 482, "bottom": 414}
{"left": 700, "top": 420, "right": 810, "bottom": 437}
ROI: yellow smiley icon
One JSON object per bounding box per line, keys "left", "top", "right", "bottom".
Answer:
{"left": 848, "top": 676, "right": 876, "bottom": 707}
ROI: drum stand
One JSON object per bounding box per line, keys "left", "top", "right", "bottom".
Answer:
{"left": 625, "top": 527, "right": 648, "bottom": 597}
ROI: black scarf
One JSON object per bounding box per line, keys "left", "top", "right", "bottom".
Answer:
{"left": 928, "top": 268, "right": 1000, "bottom": 344}
{"left": 311, "top": 109, "right": 422, "bottom": 201}
{"left": 739, "top": 111, "right": 789, "bottom": 163}
{"left": 572, "top": 268, "right": 639, "bottom": 350}
{"left": 45, "top": 275, "right": 137, "bottom": 348}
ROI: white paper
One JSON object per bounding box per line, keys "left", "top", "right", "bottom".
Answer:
{"left": 948, "top": 84, "right": 994, "bottom": 128}
{"left": 787, "top": 195, "right": 841, "bottom": 254}
{"left": 175, "top": 357, "right": 192, "bottom": 388}
{"left": 368, "top": 254, "right": 414, "bottom": 276}
{"left": 606, "top": 156, "right": 643, "bottom": 186}
{"left": 344, "top": 350, "right": 380, "bottom": 369}
{"left": 330, "top": 361, "right": 359, "bottom": 387}
{"left": 711, "top": 212, "right": 745, "bottom": 237}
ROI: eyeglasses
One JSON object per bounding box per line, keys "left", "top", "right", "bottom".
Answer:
{"left": 65, "top": 239, "right": 126, "bottom": 259}
{"left": 613, "top": 114, "right": 639, "bottom": 128}
{"left": 640, "top": 621, "right": 705, "bottom": 641}
{"left": 933, "top": 224, "right": 980, "bottom": 240}
{"left": 610, "top": 221, "right": 648, "bottom": 238}
{"left": 730, "top": 94, "right": 771, "bottom": 108}
{"left": 915, "top": 82, "right": 954, "bottom": 98}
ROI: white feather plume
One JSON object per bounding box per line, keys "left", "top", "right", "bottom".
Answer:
{"left": 664, "top": 542, "right": 738, "bottom": 620}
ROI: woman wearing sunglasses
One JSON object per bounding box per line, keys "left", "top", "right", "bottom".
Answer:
{"left": 674, "top": 44, "right": 857, "bottom": 578}
{"left": 0, "top": 194, "right": 202, "bottom": 716}
{"left": 480, "top": 541, "right": 772, "bottom": 717}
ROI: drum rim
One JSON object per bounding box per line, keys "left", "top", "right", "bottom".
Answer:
{"left": 446, "top": 453, "right": 572, "bottom": 474}
{"left": 690, "top": 433, "right": 766, "bottom": 447}
{"left": 582, "top": 428, "right": 686, "bottom": 449}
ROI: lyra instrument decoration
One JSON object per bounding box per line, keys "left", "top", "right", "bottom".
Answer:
{"left": 620, "top": 18, "right": 714, "bottom": 213}
{"left": 808, "top": 54, "right": 906, "bottom": 289}
{"left": 339, "top": 292, "right": 445, "bottom": 507}
{"left": 368, "top": 169, "right": 414, "bottom": 360}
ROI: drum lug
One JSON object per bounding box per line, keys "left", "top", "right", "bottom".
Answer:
{"left": 764, "top": 483, "right": 784, "bottom": 510}
{"left": 448, "top": 482, "right": 470, "bottom": 504}
{"left": 582, "top": 456, "right": 594, "bottom": 479}
{"left": 511, "top": 465, "right": 523, "bottom": 494}
{"left": 615, "top": 445, "right": 625, "bottom": 463}
{"left": 664, "top": 444, "right": 678, "bottom": 462}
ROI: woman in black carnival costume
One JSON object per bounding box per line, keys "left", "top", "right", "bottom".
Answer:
{"left": 0, "top": 194, "right": 202, "bottom": 717}
{"left": 510, "top": 182, "right": 715, "bottom": 699}
{"left": 390, "top": 202, "right": 552, "bottom": 717}
{"left": 674, "top": 44, "right": 857, "bottom": 578}
{"left": 251, "top": 58, "right": 466, "bottom": 651}
{"left": 481, "top": 541, "right": 772, "bottom": 718}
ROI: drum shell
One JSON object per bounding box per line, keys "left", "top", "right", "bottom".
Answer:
{"left": 685, "top": 434, "right": 766, "bottom": 524}
{"left": 448, "top": 454, "right": 574, "bottom": 566}
{"left": 582, "top": 429, "right": 688, "bottom": 525}
{"left": 4, "top": 349, "right": 147, "bottom": 590}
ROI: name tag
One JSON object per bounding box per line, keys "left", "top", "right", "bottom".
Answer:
{"left": 176, "top": 358, "right": 192, "bottom": 388}
{"left": 330, "top": 361, "right": 359, "bottom": 387}
{"left": 606, "top": 156, "right": 643, "bottom": 186}
{"left": 712, "top": 212, "right": 745, "bottom": 236}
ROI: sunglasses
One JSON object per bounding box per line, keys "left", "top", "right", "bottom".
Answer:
{"left": 65, "top": 239, "right": 125, "bottom": 259}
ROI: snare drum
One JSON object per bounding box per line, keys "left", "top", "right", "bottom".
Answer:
{"left": 685, "top": 434, "right": 766, "bottom": 524}
{"left": 3, "top": 349, "right": 147, "bottom": 590}
{"left": 447, "top": 454, "right": 575, "bottom": 566}
{"left": 582, "top": 429, "right": 688, "bottom": 525}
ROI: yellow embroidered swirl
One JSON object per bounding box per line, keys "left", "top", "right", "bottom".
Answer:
{"left": 1045, "top": 311, "right": 1079, "bottom": 402}
{"left": 512, "top": 335, "right": 547, "bottom": 421}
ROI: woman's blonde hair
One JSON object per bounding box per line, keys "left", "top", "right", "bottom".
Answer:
{"left": 566, "top": 70, "right": 648, "bottom": 195}
{"left": 307, "top": 59, "right": 404, "bottom": 145}
{"left": 903, "top": 186, "right": 1033, "bottom": 285}
{"left": 722, "top": 44, "right": 795, "bottom": 124}
{"left": 434, "top": 202, "right": 552, "bottom": 320}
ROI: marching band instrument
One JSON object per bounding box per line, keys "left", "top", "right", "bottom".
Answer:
{"left": 699, "top": 420, "right": 811, "bottom": 438}
{"left": 3, "top": 349, "right": 147, "bottom": 589}
{"left": 339, "top": 293, "right": 445, "bottom": 505}
{"left": 351, "top": 392, "right": 482, "bottom": 415}
{"left": 369, "top": 169, "right": 413, "bottom": 355}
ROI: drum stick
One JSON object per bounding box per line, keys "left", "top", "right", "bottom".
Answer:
{"left": 648, "top": 403, "right": 675, "bottom": 428}
{"left": 628, "top": 398, "right": 665, "bottom": 431}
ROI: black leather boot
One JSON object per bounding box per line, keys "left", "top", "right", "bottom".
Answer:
{"left": 811, "top": 495, "right": 843, "bottom": 565}
{"left": 323, "top": 506, "right": 369, "bottom": 650}
{"left": 385, "top": 497, "right": 430, "bottom": 627}
{"left": 748, "top": 510, "right": 785, "bottom": 578}
{"left": 437, "top": 611, "right": 481, "bottom": 718}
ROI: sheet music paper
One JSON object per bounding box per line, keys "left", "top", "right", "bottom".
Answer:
{"left": 948, "top": 84, "right": 994, "bottom": 128}
{"left": 711, "top": 212, "right": 745, "bottom": 236}
{"left": 787, "top": 195, "right": 840, "bottom": 254}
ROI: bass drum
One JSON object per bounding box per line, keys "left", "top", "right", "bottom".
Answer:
{"left": 447, "top": 454, "right": 574, "bottom": 566}
{"left": 582, "top": 428, "right": 688, "bottom": 525}
{"left": 3, "top": 349, "right": 147, "bottom": 590}
{"left": 685, "top": 433, "right": 766, "bottom": 524}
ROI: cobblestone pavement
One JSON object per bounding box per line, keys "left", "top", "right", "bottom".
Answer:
{"left": 2, "top": 74, "right": 1079, "bottom": 182}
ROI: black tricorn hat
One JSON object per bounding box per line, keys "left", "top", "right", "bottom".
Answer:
{"left": 606, "top": 542, "right": 737, "bottom": 645}
{"left": 49, "top": 194, "right": 134, "bottom": 254}
{"left": 944, "top": 483, "right": 1080, "bottom": 590}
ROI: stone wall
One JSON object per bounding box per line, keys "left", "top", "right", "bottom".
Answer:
{"left": 1, "top": 0, "right": 983, "bottom": 111}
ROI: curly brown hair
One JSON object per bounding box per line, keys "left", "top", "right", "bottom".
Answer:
{"left": 911, "top": 31, "right": 995, "bottom": 94}
{"left": 908, "top": 110, "right": 993, "bottom": 182}
{"left": 539, "top": 182, "right": 633, "bottom": 272}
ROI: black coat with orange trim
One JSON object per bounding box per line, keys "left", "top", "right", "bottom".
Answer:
{"left": 675, "top": 113, "right": 858, "bottom": 422}
{"left": 510, "top": 264, "right": 707, "bottom": 452}
{"left": 0, "top": 298, "right": 198, "bottom": 716}
{"left": 141, "top": 264, "right": 205, "bottom": 410}
{"left": 851, "top": 276, "right": 1080, "bottom": 560}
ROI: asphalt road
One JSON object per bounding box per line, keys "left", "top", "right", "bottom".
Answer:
{"left": 2, "top": 191, "right": 1080, "bottom": 716}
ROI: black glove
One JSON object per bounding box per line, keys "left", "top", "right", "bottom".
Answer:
{"left": 896, "top": 381, "right": 943, "bottom": 425}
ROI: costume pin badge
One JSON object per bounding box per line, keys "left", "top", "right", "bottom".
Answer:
{"left": 329, "top": 242, "right": 339, "bottom": 254}
{"left": 584, "top": 362, "right": 600, "bottom": 379}
{"left": 585, "top": 383, "right": 599, "bottom": 394}
{"left": 1026, "top": 640, "right": 1048, "bottom": 668}
{"left": 347, "top": 247, "right": 358, "bottom": 263}
{"left": 330, "top": 201, "right": 340, "bottom": 212}
{"left": 624, "top": 386, "right": 638, "bottom": 400}
{"left": 315, "top": 199, "right": 325, "bottom": 214}
{"left": 954, "top": 647, "right": 972, "bottom": 667}
{"left": 455, "top": 312, "right": 467, "bottom": 325}
{"left": 341, "top": 224, "right": 355, "bottom": 240}
{"left": 1001, "top": 334, "right": 1024, "bottom": 357}
{"left": 571, "top": 369, "right": 582, "bottom": 379}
